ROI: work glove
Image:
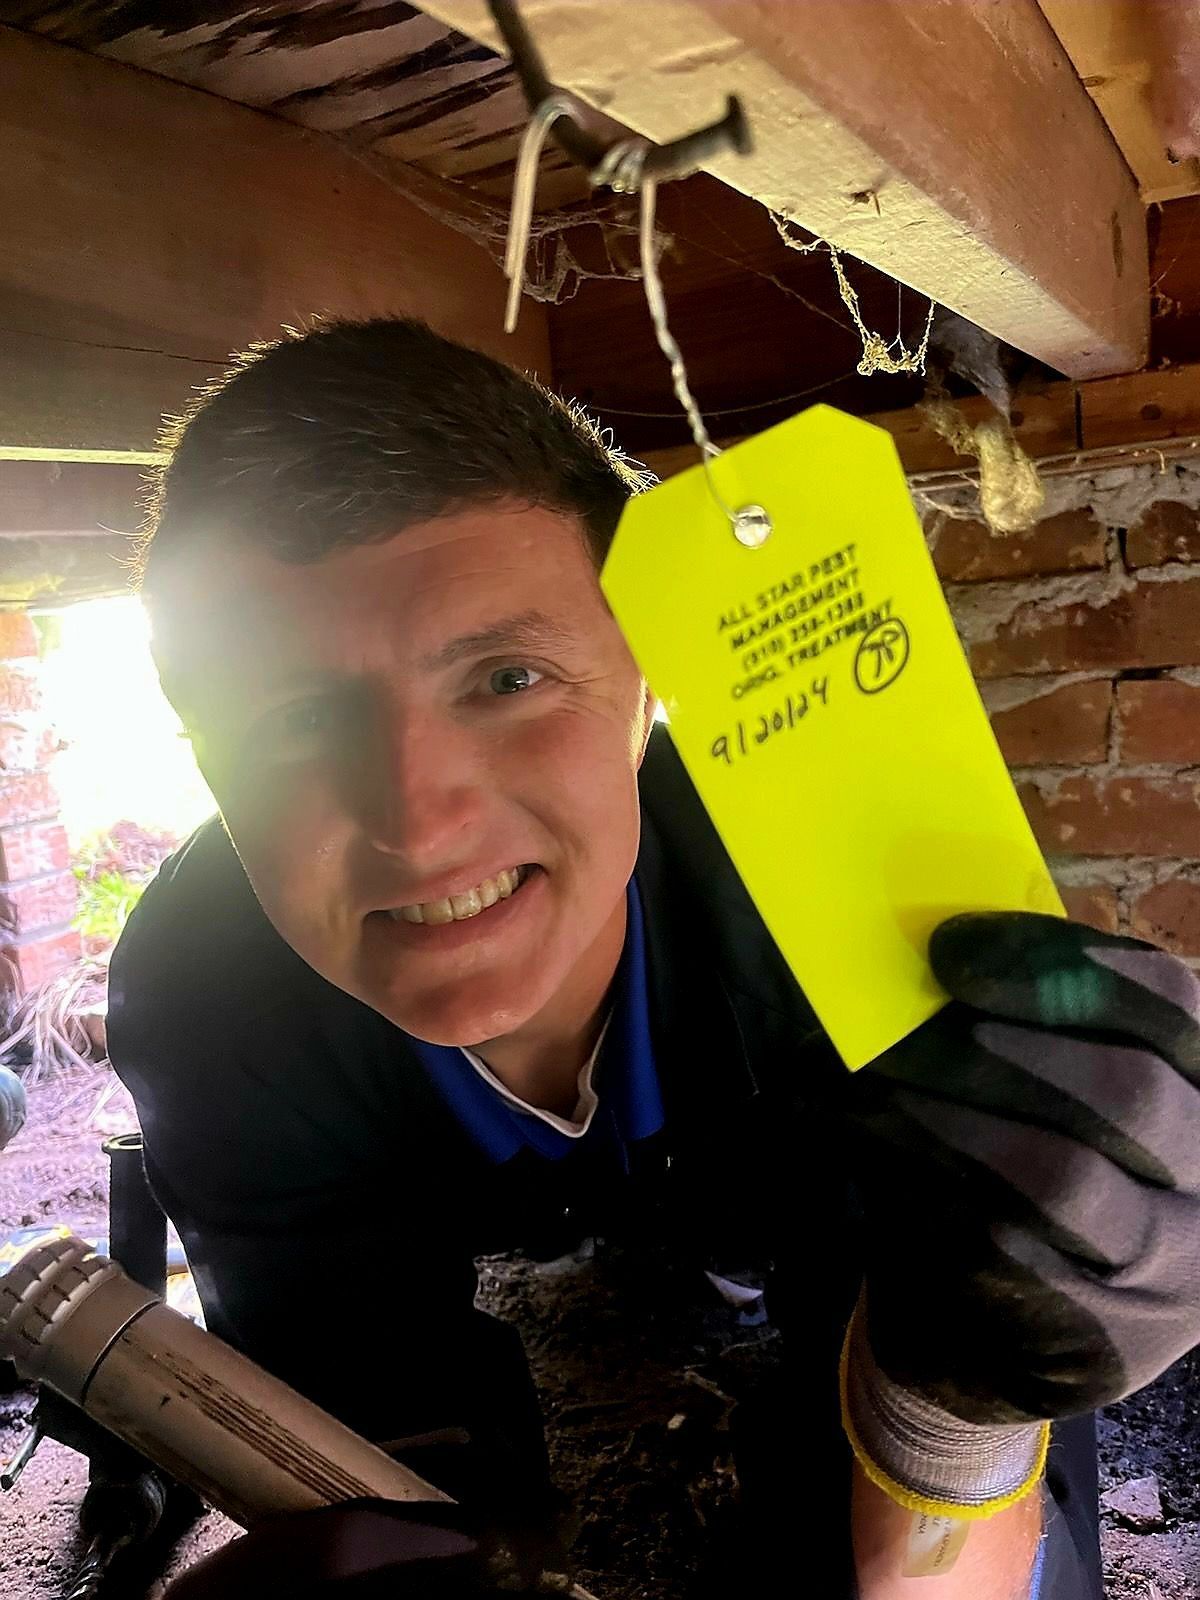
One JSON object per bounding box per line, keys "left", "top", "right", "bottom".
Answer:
{"left": 843, "top": 912, "right": 1200, "bottom": 1517}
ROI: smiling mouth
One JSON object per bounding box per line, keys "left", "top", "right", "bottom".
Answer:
{"left": 385, "top": 864, "right": 537, "bottom": 926}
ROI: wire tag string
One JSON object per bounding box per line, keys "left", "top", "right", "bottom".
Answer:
{"left": 505, "top": 102, "right": 771, "bottom": 549}
{"left": 633, "top": 154, "right": 772, "bottom": 548}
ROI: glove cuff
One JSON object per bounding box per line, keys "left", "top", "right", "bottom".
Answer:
{"left": 839, "top": 1299, "right": 1049, "bottom": 1521}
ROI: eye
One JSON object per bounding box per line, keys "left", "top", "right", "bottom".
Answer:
{"left": 282, "top": 701, "right": 333, "bottom": 737}
{"left": 488, "top": 664, "right": 544, "bottom": 696}
{"left": 250, "top": 697, "right": 339, "bottom": 762}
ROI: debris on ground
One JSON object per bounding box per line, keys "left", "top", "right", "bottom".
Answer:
{"left": 1103, "top": 1475, "right": 1167, "bottom": 1532}
{"left": 1, "top": 1065, "right": 1197, "bottom": 1598}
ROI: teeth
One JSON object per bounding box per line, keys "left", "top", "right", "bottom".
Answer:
{"left": 389, "top": 867, "right": 525, "bottom": 926}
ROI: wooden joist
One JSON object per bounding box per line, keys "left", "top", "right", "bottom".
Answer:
{"left": 1038, "top": 0, "right": 1200, "bottom": 203}
{"left": 418, "top": 0, "right": 1148, "bottom": 379}
{"left": 0, "top": 26, "right": 548, "bottom": 461}
{"left": 640, "top": 363, "right": 1200, "bottom": 482}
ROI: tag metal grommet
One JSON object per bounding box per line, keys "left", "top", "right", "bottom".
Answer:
{"left": 733, "top": 505, "right": 773, "bottom": 548}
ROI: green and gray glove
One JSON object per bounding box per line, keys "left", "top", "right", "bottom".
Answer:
{"left": 843, "top": 912, "right": 1200, "bottom": 1518}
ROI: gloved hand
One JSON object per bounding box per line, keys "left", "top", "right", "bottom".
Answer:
{"left": 843, "top": 912, "right": 1200, "bottom": 1514}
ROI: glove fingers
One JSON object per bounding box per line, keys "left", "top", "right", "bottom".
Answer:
{"left": 929, "top": 913, "right": 1200, "bottom": 1084}
{"left": 862, "top": 1089, "right": 1154, "bottom": 1271}
{"left": 862, "top": 1016, "right": 1200, "bottom": 1189}
{"left": 854, "top": 1150, "right": 1124, "bottom": 1422}
{"left": 974, "top": 1021, "right": 1200, "bottom": 1190}
{"left": 990, "top": 1215, "right": 1200, "bottom": 1403}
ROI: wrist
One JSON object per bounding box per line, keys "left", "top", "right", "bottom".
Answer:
{"left": 840, "top": 1298, "right": 1049, "bottom": 1521}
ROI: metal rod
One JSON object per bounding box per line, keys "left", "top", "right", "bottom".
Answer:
{"left": 102, "top": 1133, "right": 168, "bottom": 1299}
{"left": 1, "top": 1417, "right": 42, "bottom": 1489}
{"left": 488, "top": 0, "right": 750, "bottom": 184}
{"left": 59, "top": 1471, "right": 169, "bottom": 1600}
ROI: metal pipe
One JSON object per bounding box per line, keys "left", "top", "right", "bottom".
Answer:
{"left": 102, "top": 1133, "right": 167, "bottom": 1298}
{"left": 0, "top": 1415, "right": 42, "bottom": 1489}
{"left": 0, "top": 1236, "right": 447, "bottom": 1530}
{"left": 487, "top": 0, "right": 750, "bottom": 183}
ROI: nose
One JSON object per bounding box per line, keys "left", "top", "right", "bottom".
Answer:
{"left": 361, "top": 705, "right": 487, "bottom": 870}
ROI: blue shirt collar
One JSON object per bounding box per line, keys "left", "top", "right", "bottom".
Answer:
{"left": 405, "top": 878, "right": 663, "bottom": 1164}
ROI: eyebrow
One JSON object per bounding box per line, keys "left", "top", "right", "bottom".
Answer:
{"left": 418, "top": 609, "right": 578, "bottom": 672}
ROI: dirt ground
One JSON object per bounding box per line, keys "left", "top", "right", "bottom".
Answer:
{"left": 1, "top": 1065, "right": 1198, "bottom": 1599}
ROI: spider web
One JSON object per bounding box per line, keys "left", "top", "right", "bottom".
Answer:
{"left": 335, "top": 131, "right": 937, "bottom": 388}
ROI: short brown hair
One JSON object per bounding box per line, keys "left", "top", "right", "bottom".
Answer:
{"left": 138, "top": 318, "right": 649, "bottom": 589}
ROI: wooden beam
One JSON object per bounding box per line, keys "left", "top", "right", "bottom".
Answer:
{"left": 0, "top": 462, "right": 145, "bottom": 536}
{"left": 0, "top": 333, "right": 195, "bottom": 464}
{"left": 869, "top": 385, "right": 1081, "bottom": 475}
{"left": 0, "top": 462, "right": 146, "bottom": 606}
{"left": 0, "top": 536, "right": 138, "bottom": 608}
{"left": 1039, "top": 0, "right": 1200, "bottom": 203}
{"left": 640, "top": 388, "right": 1079, "bottom": 482}
{"left": 641, "top": 363, "right": 1200, "bottom": 481}
{"left": 1077, "top": 364, "right": 1200, "bottom": 452}
{"left": 0, "top": 26, "right": 548, "bottom": 461}
{"left": 418, "top": 0, "right": 1147, "bottom": 379}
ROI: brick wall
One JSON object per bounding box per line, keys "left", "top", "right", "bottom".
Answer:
{"left": 0, "top": 613, "right": 80, "bottom": 1000}
{"left": 926, "top": 473, "right": 1200, "bottom": 963}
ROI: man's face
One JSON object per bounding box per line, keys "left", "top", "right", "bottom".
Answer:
{"left": 157, "top": 501, "right": 652, "bottom": 1046}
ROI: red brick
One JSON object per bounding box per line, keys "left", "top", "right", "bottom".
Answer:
{"left": 0, "top": 822, "right": 70, "bottom": 880}
{"left": 0, "top": 664, "right": 40, "bottom": 716}
{"left": 1115, "top": 678, "right": 1200, "bottom": 764}
{"left": 1125, "top": 501, "right": 1200, "bottom": 568}
{"left": 1058, "top": 883, "right": 1121, "bottom": 934}
{"left": 0, "top": 614, "right": 38, "bottom": 659}
{"left": 1129, "top": 879, "right": 1200, "bottom": 956}
{"left": 1018, "top": 775, "right": 1200, "bottom": 856}
{"left": 971, "top": 576, "right": 1200, "bottom": 678}
{"left": 0, "top": 773, "right": 56, "bottom": 828}
{"left": 0, "top": 928, "right": 81, "bottom": 994}
{"left": 933, "top": 508, "right": 1106, "bottom": 583}
{"left": 989, "top": 680, "right": 1112, "bottom": 765}
{"left": 0, "top": 872, "right": 78, "bottom": 937}
{"left": 0, "top": 722, "right": 58, "bottom": 773}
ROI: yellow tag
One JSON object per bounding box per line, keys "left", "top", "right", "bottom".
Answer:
{"left": 602, "top": 406, "right": 1063, "bottom": 1069}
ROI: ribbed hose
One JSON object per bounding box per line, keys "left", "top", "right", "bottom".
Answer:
{"left": 0, "top": 1236, "right": 446, "bottom": 1530}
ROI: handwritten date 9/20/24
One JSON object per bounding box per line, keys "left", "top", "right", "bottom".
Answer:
{"left": 711, "top": 677, "right": 830, "bottom": 766}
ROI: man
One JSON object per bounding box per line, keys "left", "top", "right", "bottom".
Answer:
{"left": 108, "top": 319, "right": 1200, "bottom": 1599}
